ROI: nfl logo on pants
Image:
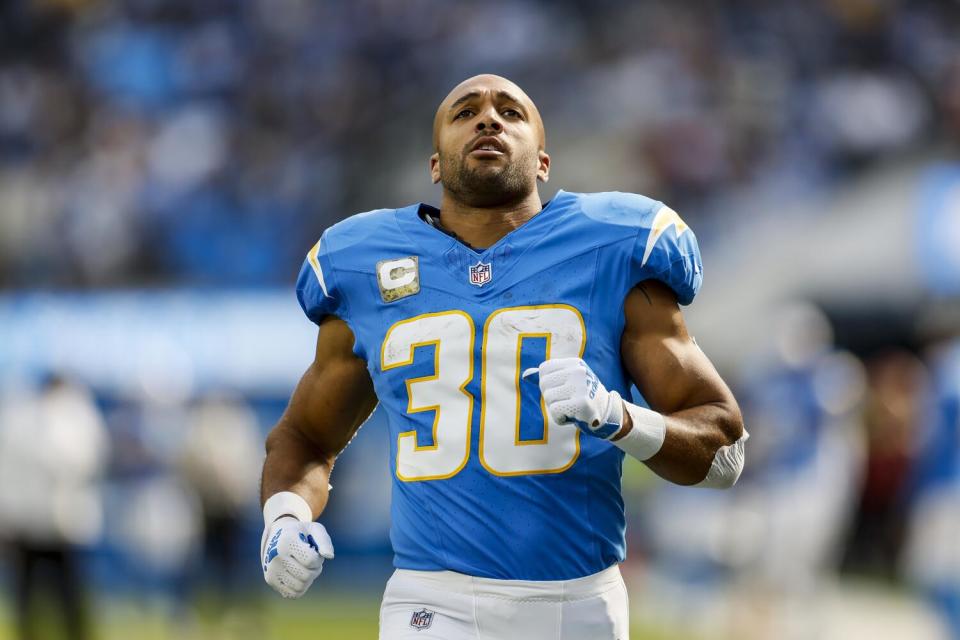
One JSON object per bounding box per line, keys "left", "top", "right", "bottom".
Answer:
{"left": 410, "top": 608, "right": 434, "bottom": 631}
{"left": 469, "top": 261, "right": 492, "bottom": 287}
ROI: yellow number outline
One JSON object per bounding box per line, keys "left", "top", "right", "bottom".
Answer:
{"left": 513, "top": 332, "right": 551, "bottom": 446}
{"left": 479, "top": 304, "right": 587, "bottom": 477}
{"left": 381, "top": 310, "right": 475, "bottom": 482}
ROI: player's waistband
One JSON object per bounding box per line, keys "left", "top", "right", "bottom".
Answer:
{"left": 389, "top": 564, "right": 623, "bottom": 602}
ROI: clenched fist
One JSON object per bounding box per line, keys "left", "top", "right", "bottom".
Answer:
{"left": 261, "top": 492, "right": 334, "bottom": 599}
{"left": 524, "top": 357, "right": 625, "bottom": 440}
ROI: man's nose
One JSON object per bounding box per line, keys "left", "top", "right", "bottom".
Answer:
{"left": 475, "top": 114, "right": 503, "bottom": 133}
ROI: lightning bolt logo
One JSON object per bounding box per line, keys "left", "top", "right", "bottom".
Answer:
{"left": 307, "top": 238, "right": 332, "bottom": 298}
{"left": 641, "top": 206, "right": 689, "bottom": 267}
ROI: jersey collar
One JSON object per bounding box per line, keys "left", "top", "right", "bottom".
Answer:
{"left": 395, "top": 190, "right": 574, "bottom": 295}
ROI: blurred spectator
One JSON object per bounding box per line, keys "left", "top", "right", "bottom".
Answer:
{"left": 844, "top": 350, "right": 930, "bottom": 579}
{"left": 726, "top": 304, "right": 866, "bottom": 640}
{"left": 177, "top": 394, "right": 262, "bottom": 623}
{"left": 0, "top": 374, "right": 110, "bottom": 640}
{"left": 104, "top": 394, "right": 202, "bottom": 633}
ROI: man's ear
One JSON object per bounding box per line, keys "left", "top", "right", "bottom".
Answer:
{"left": 429, "top": 153, "right": 441, "bottom": 184}
{"left": 536, "top": 150, "right": 551, "bottom": 183}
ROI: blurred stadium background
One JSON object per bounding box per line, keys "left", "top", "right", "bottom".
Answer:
{"left": 1, "top": 0, "right": 960, "bottom": 638}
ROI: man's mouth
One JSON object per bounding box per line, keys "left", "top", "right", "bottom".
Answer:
{"left": 469, "top": 137, "right": 506, "bottom": 157}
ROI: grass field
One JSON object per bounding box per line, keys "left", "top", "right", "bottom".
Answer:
{"left": 1, "top": 580, "right": 943, "bottom": 639}
{"left": 0, "top": 596, "right": 379, "bottom": 640}
{"left": 0, "top": 594, "right": 697, "bottom": 640}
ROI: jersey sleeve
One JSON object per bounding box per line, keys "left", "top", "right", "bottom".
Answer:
{"left": 629, "top": 203, "right": 703, "bottom": 305}
{"left": 295, "top": 232, "right": 344, "bottom": 325}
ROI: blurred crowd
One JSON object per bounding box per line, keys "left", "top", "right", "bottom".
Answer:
{"left": 0, "top": 378, "right": 268, "bottom": 638}
{"left": 2, "top": 0, "right": 960, "bottom": 288}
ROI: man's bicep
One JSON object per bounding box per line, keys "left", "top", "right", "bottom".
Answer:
{"left": 284, "top": 316, "right": 378, "bottom": 455}
{"left": 620, "top": 280, "right": 735, "bottom": 413}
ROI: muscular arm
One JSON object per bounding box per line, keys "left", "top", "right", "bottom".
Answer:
{"left": 260, "top": 316, "right": 379, "bottom": 517}
{"left": 616, "top": 280, "right": 745, "bottom": 485}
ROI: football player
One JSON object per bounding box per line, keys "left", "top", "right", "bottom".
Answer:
{"left": 259, "top": 74, "right": 747, "bottom": 639}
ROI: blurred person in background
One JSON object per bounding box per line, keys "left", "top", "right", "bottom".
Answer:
{"left": 726, "top": 304, "right": 866, "bottom": 639}
{"left": 106, "top": 385, "right": 202, "bottom": 634}
{"left": 0, "top": 374, "right": 110, "bottom": 640}
{"left": 844, "top": 350, "right": 929, "bottom": 579}
{"left": 178, "top": 394, "right": 263, "bottom": 632}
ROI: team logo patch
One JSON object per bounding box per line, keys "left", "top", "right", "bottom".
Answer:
{"left": 377, "top": 256, "right": 420, "bottom": 302}
{"left": 410, "top": 608, "right": 434, "bottom": 631}
{"left": 468, "top": 260, "right": 492, "bottom": 287}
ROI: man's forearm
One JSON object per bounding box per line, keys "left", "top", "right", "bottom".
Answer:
{"left": 261, "top": 419, "right": 335, "bottom": 518}
{"left": 615, "top": 400, "right": 744, "bottom": 486}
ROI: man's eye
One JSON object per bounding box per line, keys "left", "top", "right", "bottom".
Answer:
{"left": 455, "top": 109, "right": 474, "bottom": 119}
{"left": 503, "top": 109, "right": 521, "bottom": 118}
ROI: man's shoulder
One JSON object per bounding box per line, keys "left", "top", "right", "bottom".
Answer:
{"left": 562, "top": 190, "right": 665, "bottom": 231}
{"left": 557, "top": 190, "right": 702, "bottom": 304}
{"left": 298, "top": 206, "right": 410, "bottom": 322}
{"left": 323, "top": 206, "right": 404, "bottom": 251}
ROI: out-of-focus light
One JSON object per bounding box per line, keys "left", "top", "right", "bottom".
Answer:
{"left": 813, "top": 351, "right": 868, "bottom": 416}
{"left": 773, "top": 302, "right": 834, "bottom": 369}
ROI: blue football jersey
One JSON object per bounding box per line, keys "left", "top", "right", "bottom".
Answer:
{"left": 296, "top": 190, "right": 702, "bottom": 580}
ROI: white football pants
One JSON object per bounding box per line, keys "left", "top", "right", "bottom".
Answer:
{"left": 379, "top": 564, "right": 629, "bottom": 640}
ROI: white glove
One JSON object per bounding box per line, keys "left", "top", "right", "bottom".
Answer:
{"left": 523, "top": 357, "right": 624, "bottom": 440}
{"left": 261, "top": 493, "right": 334, "bottom": 599}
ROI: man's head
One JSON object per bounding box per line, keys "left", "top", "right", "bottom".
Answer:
{"left": 430, "top": 74, "right": 549, "bottom": 208}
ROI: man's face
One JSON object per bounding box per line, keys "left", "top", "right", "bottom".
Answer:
{"left": 430, "top": 75, "right": 549, "bottom": 208}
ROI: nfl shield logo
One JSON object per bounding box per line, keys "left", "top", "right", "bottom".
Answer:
{"left": 410, "top": 608, "right": 434, "bottom": 631}
{"left": 468, "top": 261, "right": 492, "bottom": 287}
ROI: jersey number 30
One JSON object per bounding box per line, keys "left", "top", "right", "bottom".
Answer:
{"left": 381, "top": 305, "right": 586, "bottom": 481}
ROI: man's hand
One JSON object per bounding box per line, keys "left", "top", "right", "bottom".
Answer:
{"left": 261, "top": 516, "right": 334, "bottom": 599}
{"left": 523, "top": 357, "right": 624, "bottom": 440}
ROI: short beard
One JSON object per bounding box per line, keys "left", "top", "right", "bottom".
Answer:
{"left": 439, "top": 147, "right": 537, "bottom": 208}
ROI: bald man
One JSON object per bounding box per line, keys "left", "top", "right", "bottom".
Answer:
{"left": 259, "top": 74, "right": 746, "bottom": 639}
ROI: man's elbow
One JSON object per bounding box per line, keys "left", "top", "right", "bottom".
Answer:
{"left": 720, "top": 401, "right": 746, "bottom": 446}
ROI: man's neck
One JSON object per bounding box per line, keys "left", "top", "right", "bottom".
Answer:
{"left": 438, "top": 190, "right": 543, "bottom": 250}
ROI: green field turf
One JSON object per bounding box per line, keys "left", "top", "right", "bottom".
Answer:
{"left": 0, "top": 594, "right": 696, "bottom": 640}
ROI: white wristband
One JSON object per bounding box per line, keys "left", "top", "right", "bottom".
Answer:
{"left": 613, "top": 401, "right": 666, "bottom": 461}
{"left": 263, "top": 491, "right": 313, "bottom": 527}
